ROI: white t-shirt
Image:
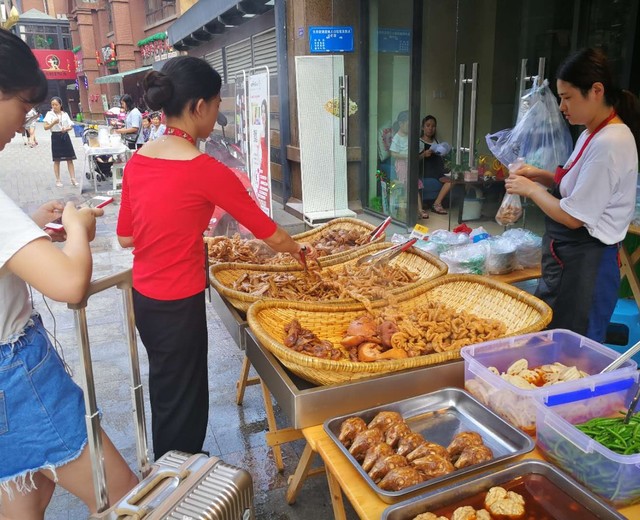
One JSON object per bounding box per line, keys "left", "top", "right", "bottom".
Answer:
{"left": 44, "top": 110, "right": 73, "bottom": 132}
{"left": 559, "top": 124, "right": 638, "bottom": 245}
{"left": 125, "top": 108, "right": 145, "bottom": 145}
{"left": 0, "top": 189, "right": 48, "bottom": 343}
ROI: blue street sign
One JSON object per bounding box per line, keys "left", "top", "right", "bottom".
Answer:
{"left": 309, "top": 26, "right": 354, "bottom": 53}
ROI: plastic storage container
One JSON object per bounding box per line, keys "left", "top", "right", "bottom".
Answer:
{"left": 536, "top": 383, "right": 640, "bottom": 507}
{"left": 461, "top": 329, "right": 638, "bottom": 435}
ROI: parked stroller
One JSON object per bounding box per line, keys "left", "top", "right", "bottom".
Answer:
{"left": 82, "top": 127, "right": 114, "bottom": 182}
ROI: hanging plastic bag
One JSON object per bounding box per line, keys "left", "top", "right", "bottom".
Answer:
{"left": 486, "top": 80, "right": 573, "bottom": 173}
{"left": 496, "top": 158, "right": 524, "bottom": 226}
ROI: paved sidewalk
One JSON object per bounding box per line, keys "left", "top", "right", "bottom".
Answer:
{"left": 1, "top": 126, "right": 357, "bottom": 519}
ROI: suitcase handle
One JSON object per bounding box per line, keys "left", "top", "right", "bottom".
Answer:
{"left": 113, "top": 467, "right": 190, "bottom": 518}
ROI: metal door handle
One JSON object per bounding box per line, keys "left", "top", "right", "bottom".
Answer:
{"left": 338, "top": 75, "right": 349, "bottom": 146}
{"left": 456, "top": 64, "right": 466, "bottom": 165}
{"left": 456, "top": 63, "right": 478, "bottom": 167}
{"left": 519, "top": 57, "right": 547, "bottom": 98}
{"left": 468, "top": 62, "right": 478, "bottom": 168}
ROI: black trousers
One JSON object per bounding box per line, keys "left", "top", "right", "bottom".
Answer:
{"left": 133, "top": 289, "right": 209, "bottom": 459}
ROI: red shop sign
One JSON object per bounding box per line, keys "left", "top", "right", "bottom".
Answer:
{"left": 32, "top": 49, "right": 77, "bottom": 80}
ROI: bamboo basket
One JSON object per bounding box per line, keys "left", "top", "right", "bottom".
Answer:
{"left": 204, "top": 217, "right": 382, "bottom": 266}
{"left": 210, "top": 242, "right": 448, "bottom": 312}
{"left": 247, "top": 275, "right": 552, "bottom": 386}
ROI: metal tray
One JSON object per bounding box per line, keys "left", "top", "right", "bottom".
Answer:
{"left": 324, "top": 387, "right": 534, "bottom": 503}
{"left": 246, "top": 329, "right": 464, "bottom": 429}
{"left": 382, "top": 459, "right": 626, "bottom": 519}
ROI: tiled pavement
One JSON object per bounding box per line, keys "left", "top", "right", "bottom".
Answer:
{"left": 1, "top": 126, "right": 360, "bottom": 519}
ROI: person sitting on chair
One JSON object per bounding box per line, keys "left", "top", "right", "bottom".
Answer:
{"left": 419, "top": 115, "right": 451, "bottom": 215}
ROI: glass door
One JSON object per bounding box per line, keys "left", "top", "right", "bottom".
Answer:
{"left": 419, "top": 0, "right": 577, "bottom": 234}
{"left": 365, "top": 0, "right": 416, "bottom": 224}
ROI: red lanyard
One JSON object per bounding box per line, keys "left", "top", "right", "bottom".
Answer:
{"left": 554, "top": 111, "right": 617, "bottom": 184}
{"left": 164, "top": 126, "right": 195, "bottom": 145}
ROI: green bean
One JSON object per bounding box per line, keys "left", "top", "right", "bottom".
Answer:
{"left": 574, "top": 413, "right": 640, "bottom": 455}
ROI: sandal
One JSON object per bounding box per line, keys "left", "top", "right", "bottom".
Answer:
{"left": 432, "top": 203, "right": 448, "bottom": 215}
{"left": 71, "top": 179, "right": 78, "bottom": 186}
{"left": 55, "top": 181, "right": 63, "bottom": 188}
{"left": 419, "top": 210, "right": 430, "bottom": 219}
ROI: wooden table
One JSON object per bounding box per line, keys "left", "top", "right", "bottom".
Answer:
{"left": 620, "top": 224, "right": 640, "bottom": 309}
{"left": 487, "top": 266, "right": 541, "bottom": 285}
{"left": 303, "top": 424, "right": 640, "bottom": 520}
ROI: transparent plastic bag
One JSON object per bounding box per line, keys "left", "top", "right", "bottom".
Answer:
{"left": 496, "top": 158, "right": 524, "bottom": 226}
{"left": 428, "top": 230, "right": 470, "bottom": 255}
{"left": 486, "top": 80, "right": 573, "bottom": 172}
{"left": 496, "top": 194, "right": 523, "bottom": 226}
{"left": 440, "top": 243, "right": 488, "bottom": 275}
{"left": 502, "top": 228, "right": 542, "bottom": 268}
{"left": 484, "top": 237, "right": 517, "bottom": 275}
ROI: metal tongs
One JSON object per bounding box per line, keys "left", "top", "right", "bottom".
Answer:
{"left": 369, "top": 216, "right": 392, "bottom": 242}
{"left": 356, "top": 238, "right": 417, "bottom": 267}
{"left": 624, "top": 384, "right": 640, "bottom": 424}
{"left": 600, "top": 339, "right": 640, "bottom": 374}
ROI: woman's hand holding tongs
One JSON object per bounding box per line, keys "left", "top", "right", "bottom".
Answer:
{"left": 293, "top": 242, "right": 318, "bottom": 271}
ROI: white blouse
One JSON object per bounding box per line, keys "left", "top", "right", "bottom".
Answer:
{"left": 44, "top": 110, "right": 73, "bottom": 132}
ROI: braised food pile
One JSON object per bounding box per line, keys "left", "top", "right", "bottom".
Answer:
{"left": 207, "top": 228, "right": 371, "bottom": 265}
{"left": 231, "top": 262, "right": 418, "bottom": 303}
{"left": 413, "top": 486, "right": 526, "bottom": 520}
{"left": 338, "top": 411, "right": 494, "bottom": 491}
{"left": 283, "top": 304, "right": 506, "bottom": 362}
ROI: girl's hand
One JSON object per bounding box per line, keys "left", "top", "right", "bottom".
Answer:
{"left": 32, "top": 200, "right": 64, "bottom": 227}
{"left": 505, "top": 174, "right": 542, "bottom": 198}
{"left": 61, "top": 202, "right": 104, "bottom": 242}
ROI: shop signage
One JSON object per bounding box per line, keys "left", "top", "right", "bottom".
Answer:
{"left": 309, "top": 26, "right": 354, "bottom": 53}
{"left": 101, "top": 43, "right": 117, "bottom": 67}
{"left": 74, "top": 50, "right": 84, "bottom": 73}
{"left": 32, "top": 49, "right": 77, "bottom": 80}
{"left": 247, "top": 68, "right": 272, "bottom": 218}
{"left": 378, "top": 28, "right": 411, "bottom": 54}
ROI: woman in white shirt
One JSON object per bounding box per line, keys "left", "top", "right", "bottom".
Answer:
{"left": 0, "top": 28, "right": 137, "bottom": 518}
{"left": 43, "top": 97, "right": 77, "bottom": 187}
{"left": 506, "top": 48, "right": 640, "bottom": 341}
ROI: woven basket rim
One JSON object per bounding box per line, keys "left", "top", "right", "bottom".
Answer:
{"left": 205, "top": 217, "right": 382, "bottom": 266}
{"left": 246, "top": 274, "right": 552, "bottom": 381}
{"left": 210, "top": 243, "right": 448, "bottom": 306}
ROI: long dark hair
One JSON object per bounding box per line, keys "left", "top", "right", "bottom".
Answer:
{"left": 420, "top": 115, "right": 438, "bottom": 141}
{"left": 0, "top": 29, "right": 47, "bottom": 104}
{"left": 121, "top": 94, "right": 135, "bottom": 112}
{"left": 557, "top": 47, "right": 640, "bottom": 150}
{"left": 143, "top": 56, "right": 222, "bottom": 118}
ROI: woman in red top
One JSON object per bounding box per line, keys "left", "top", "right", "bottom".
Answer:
{"left": 117, "top": 56, "right": 316, "bottom": 459}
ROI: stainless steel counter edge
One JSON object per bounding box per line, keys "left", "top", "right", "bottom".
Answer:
{"left": 245, "top": 329, "right": 465, "bottom": 429}
{"left": 210, "top": 288, "right": 248, "bottom": 350}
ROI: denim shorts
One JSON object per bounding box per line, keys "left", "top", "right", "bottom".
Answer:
{"left": 0, "top": 316, "right": 87, "bottom": 493}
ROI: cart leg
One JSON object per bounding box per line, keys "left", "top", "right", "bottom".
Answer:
{"left": 236, "top": 355, "right": 252, "bottom": 405}
{"left": 326, "top": 468, "right": 348, "bottom": 520}
{"left": 286, "top": 443, "right": 315, "bottom": 504}
{"left": 261, "top": 380, "right": 284, "bottom": 471}
{"left": 236, "top": 355, "right": 260, "bottom": 405}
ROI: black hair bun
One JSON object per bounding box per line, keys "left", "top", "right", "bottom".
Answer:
{"left": 143, "top": 71, "right": 174, "bottom": 111}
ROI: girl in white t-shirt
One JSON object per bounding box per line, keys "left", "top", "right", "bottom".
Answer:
{"left": 43, "top": 97, "right": 77, "bottom": 188}
{"left": 0, "top": 28, "right": 137, "bottom": 518}
{"left": 506, "top": 48, "right": 640, "bottom": 341}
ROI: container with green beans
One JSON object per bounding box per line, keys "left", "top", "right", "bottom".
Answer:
{"left": 535, "top": 382, "right": 640, "bottom": 507}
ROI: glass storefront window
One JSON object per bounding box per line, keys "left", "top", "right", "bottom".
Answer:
{"left": 366, "top": 0, "right": 413, "bottom": 223}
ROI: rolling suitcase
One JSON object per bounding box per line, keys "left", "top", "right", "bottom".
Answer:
{"left": 69, "top": 269, "right": 255, "bottom": 519}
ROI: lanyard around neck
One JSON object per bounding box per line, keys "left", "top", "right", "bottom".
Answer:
{"left": 554, "top": 111, "right": 617, "bottom": 184}
{"left": 164, "top": 126, "right": 195, "bottom": 145}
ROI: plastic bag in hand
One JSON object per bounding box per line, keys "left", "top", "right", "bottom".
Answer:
{"left": 485, "top": 80, "right": 573, "bottom": 172}
{"left": 496, "top": 158, "right": 524, "bottom": 226}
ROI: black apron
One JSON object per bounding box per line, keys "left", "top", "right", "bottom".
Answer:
{"left": 536, "top": 185, "right": 618, "bottom": 339}
{"left": 537, "top": 112, "right": 620, "bottom": 340}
